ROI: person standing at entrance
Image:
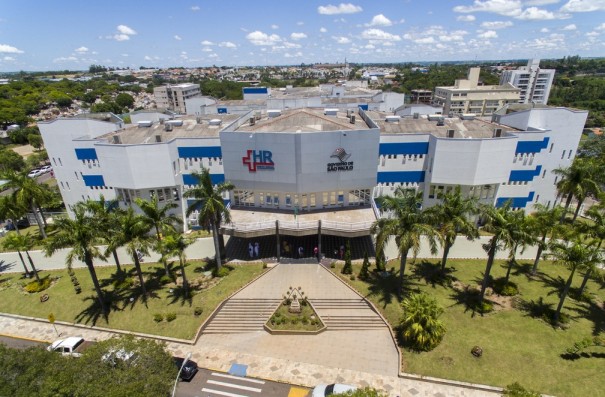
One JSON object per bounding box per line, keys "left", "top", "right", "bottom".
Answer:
{"left": 248, "top": 243, "right": 254, "bottom": 259}
{"left": 313, "top": 246, "right": 319, "bottom": 262}
{"left": 298, "top": 245, "right": 304, "bottom": 258}
{"left": 254, "top": 242, "right": 260, "bottom": 258}
{"left": 339, "top": 245, "right": 345, "bottom": 260}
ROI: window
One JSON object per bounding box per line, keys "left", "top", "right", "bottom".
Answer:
{"left": 568, "top": 150, "right": 572, "bottom": 159}
{"left": 322, "top": 192, "right": 328, "bottom": 206}
{"left": 535, "top": 194, "right": 540, "bottom": 203}
{"left": 561, "top": 150, "right": 565, "bottom": 159}
{"left": 52, "top": 158, "right": 57, "bottom": 165}
{"left": 58, "top": 158, "right": 63, "bottom": 166}
{"left": 542, "top": 169, "right": 546, "bottom": 178}
{"left": 428, "top": 185, "right": 436, "bottom": 199}
{"left": 286, "top": 194, "right": 292, "bottom": 206}
{"left": 554, "top": 176, "right": 558, "bottom": 185}
{"left": 66, "top": 181, "right": 70, "bottom": 190}
{"left": 549, "top": 143, "right": 554, "bottom": 153}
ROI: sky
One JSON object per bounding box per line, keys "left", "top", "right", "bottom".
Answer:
{"left": 2, "top": 0, "right": 605, "bottom": 71}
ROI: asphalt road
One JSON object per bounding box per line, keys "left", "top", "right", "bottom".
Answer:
{"left": 177, "top": 367, "right": 308, "bottom": 397}
{"left": 0, "top": 335, "right": 47, "bottom": 350}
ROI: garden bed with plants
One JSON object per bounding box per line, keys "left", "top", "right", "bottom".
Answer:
{"left": 265, "top": 298, "right": 324, "bottom": 334}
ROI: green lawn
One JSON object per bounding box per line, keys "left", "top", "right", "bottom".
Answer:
{"left": 331, "top": 258, "right": 605, "bottom": 397}
{"left": 0, "top": 261, "right": 265, "bottom": 340}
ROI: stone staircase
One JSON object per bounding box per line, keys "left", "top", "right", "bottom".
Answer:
{"left": 310, "top": 299, "right": 387, "bottom": 330}
{"left": 202, "top": 298, "right": 282, "bottom": 334}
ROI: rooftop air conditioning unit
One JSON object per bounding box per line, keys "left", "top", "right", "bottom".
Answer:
{"left": 249, "top": 117, "right": 255, "bottom": 126}
{"left": 413, "top": 113, "right": 419, "bottom": 119}
{"left": 112, "top": 135, "right": 121, "bottom": 144}
{"left": 165, "top": 119, "right": 183, "bottom": 127}
{"left": 165, "top": 123, "right": 173, "bottom": 132}
{"left": 436, "top": 117, "right": 445, "bottom": 126}
{"left": 350, "top": 115, "right": 356, "bottom": 124}
{"left": 447, "top": 129, "right": 455, "bottom": 138}
{"left": 155, "top": 134, "right": 162, "bottom": 143}
{"left": 324, "top": 108, "right": 338, "bottom": 116}
{"left": 159, "top": 118, "right": 165, "bottom": 125}
{"left": 385, "top": 115, "right": 401, "bottom": 123}
{"left": 209, "top": 119, "right": 222, "bottom": 126}
{"left": 137, "top": 121, "right": 152, "bottom": 128}
{"left": 267, "top": 109, "right": 282, "bottom": 118}
{"left": 196, "top": 117, "right": 202, "bottom": 124}
{"left": 493, "top": 128, "right": 503, "bottom": 137}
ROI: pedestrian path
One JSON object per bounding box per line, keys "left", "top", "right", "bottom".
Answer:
{"left": 202, "top": 371, "right": 266, "bottom": 397}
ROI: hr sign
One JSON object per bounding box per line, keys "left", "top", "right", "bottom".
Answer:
{"left": 242, "top": 149, "right": 275, "bottom": 172}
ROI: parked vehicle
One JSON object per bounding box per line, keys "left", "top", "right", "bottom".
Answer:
{"left": 174, "top": 357, "right": 198, "bottom": 381}
{"left": 27, "top": 169, "right": 42, "bottom": 178}
{"left": 4, "top": 218, "right": 30, "bottom": 231}
{"left": 47, "top": 337, "right": 94, "bottom": 357}
{"left": 312, "top": 383, "right": 357, "bottom": 397}
{"left": 39, "top": 165, "right": 52, "bottom": 174}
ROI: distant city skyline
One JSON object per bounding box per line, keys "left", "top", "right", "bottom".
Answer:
{"left": 2, "top": 0, "right": 605, "bottom": 72}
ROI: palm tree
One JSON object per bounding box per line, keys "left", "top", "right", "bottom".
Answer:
{"left": 400, "top": 292, "right": 446, "bottom": 351}
{"left": 0, "top": 196, "right": 27, "bottom": 235}
{"left": 115, "top": 207, "right": 153, "bottom": 298}
{"left": 135, "top": 196, "right": 182, "bottom": 276}
{"left": 527, "top": 204, "right": 564, "bottom": 275}
{"left": 2, "top": 170, "right": 50, "bottom": 238}
{"left": 371, "top": 188, "right": 441, "bottom": 295}
{"left": 577, "top": 203, "right": 605, "bottom": 295}
{"left": 184, "top": 168, "right": 234, "bottom": 270}
{"left": 2, "top": 232, "right": 32, "bottom": 277}
{"left": 503, "top": 210, "right": 534, "bottom": 284}
{"left": 44, "top": 205, "right": 107, "bottom": 313}
{"left": 161, "top": 233, "right": 193, "bottom": 297}
{"left": 553, "top": 158, "right": 600, "bottom": 223}
{"left": 478, "top": 202, "right": 518, "bottom": 305}
{"left": 425, "top": 186, "right": 478, "bottom": 273}
{"left": 547, "top": 237, "right": 601, "bottom": 323}
{"left": 81, "top": 196, "right": 124, "bottom": 273}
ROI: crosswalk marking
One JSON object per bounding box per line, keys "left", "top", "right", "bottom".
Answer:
{"left": 211, "top": 372, "right": 266, "bottom": 384}
{"left": 201, "top": 387, "right": 250, "bottom": 397}
{"left": 207, "top": 380, "right": 262, "bottom": 393}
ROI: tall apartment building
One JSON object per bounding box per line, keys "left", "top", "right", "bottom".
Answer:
{"left": 500, "top": 59, "right": 555, "bottom": 104}
{"left": 433, "top": 67, "right": 520, "bottom": 116}
{"left": 153, "top": 83, "right": 201, "bottom": 114}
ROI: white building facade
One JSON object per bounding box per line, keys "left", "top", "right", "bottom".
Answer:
{"left": 153, "top": 83, "right": 201, "bottom": 114}
{"left": 500, "top": 59, "right": 555, "bottom": 105}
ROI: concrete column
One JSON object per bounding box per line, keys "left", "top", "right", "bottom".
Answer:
{"left": 317, "top": 220, "right": 322, "bottom": 263}
{"left": 276, "top": 220, "right": 281, "bottom": 262}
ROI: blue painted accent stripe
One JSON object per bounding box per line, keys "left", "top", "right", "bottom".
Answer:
{"left": 217, "top": 108, "right": 227, "bottom": 114}
{"left": 358, "top": 104, "right": 369, "bottom": 111}
{"left": 182, "top": 173, "right": 225, "bottom": 186}
{"left": 178, "top": 146, "right": 222, "bottom": 158}
{"left": 496, "top": 192, "right": 535, "bottom": 208}
{"left": 379, "top": 142, "right": 429, "bottom": 156}
{"left": 515, "top": 137, "right": 549, "bottom": 154}
{"left": 377, "top": 171, "right": 425, "bottom": 183}
{"left": 82, "top": 175, "right": 105, "bottom": 187}
{"left": 75, "top": 148, "right": 98, "bottom": 160}
{"left": 509, "top": 165, "right": 542, "bottom": 182}
{"left": 243, "top": 87, "right": 268, "bottom": 94}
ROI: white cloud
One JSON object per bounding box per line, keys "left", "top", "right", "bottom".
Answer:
{"left": 121, "top": 53, "right": 129, "bottom": 57}
{"left": 271, "top": 24, "right": 279, "bottom": 29}
{"left": 190, "top": 6, "right": 200, "bottom": 11}
{"left": 366, "top": 14, "right": 393, "bottom": 27}
{"left": 457, "top": 15, "right": 477, "bottom": 21}
{"left": 201, "top": 40, "right": 214, "bottom": 46}
{"left": 74, "top": 46, "right": 89, "bottom": 54}
{"left": 113, "top": 34, "right": 130, "bottom": 41}
{"left": 297, "top": 21, "right": 305, "bottom": 26}
{"left": 144, "top": 55, "right": 152, "bottom": 61}
{"left": 525, "top": 0, "right": 560, "bottom": 5}
{"left": 117, "top": 25, "right": 136, "bottom": 35}
{"left": 516, "top": 6, "right": 556, "bottom": 19}
{"left": 361, "top": 28, "right": 401, "bottom": 41}
{"left": 415, "top": 37, "right": 436, "bottom": 44}
{"left": 453, "top": 0, "right": 523, "bottom": 17}
{"left": 317, "top": 3, "right": 363, "bottom": 15}
{"left": 246, "top": 30, "right": 282, "bottom": 45}
{"left": 208, "top": 53, "right": 219, "bottom": 58}
{"left": 284, "top": 51, "right": 303, "bottom": 58}
{"left": 478, "top": 30, "right": 499, "bottom": 38}
{"left": 219, "top": 41, "right": 237, "bottom": 48}
{"left": 333, "top": 36, "right": 351, "bottom": 44}
{"left": 320, "top": 27, "right": 328, "bottom": 33}
{"left": 3, "top": 56, "right": 15, "bottom": 61}
{"left": 563, "top": 23, "right": 577, "bottom": 29}
{"left": 541, "top": 27, "right": 551, "bottom": 32}
{"left": 53, "top": 56, "right": 78, "bottom": 63}
{"left": 174, "top": 35, "right": 182, "bottom": 40}
{"left": 290, "top": 32, "right": 308, "bottom": 40}
{"left": 586, "top": 30, "right": 600, "bottom": 36}
{"left": 561, "top": 0, "right": 605, "bottom": 12}
{"left": 480, "top": 20, "right": 513, "bottom": 28}
{"left": 201, "top": 47, "right": 213, "bottom": 52}
{"left": 364, "top": 44, "right": 375, "bottom": 49}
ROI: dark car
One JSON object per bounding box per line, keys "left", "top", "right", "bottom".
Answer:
{"left": 4, "top": 218, "right": 30, "bottom": 231}
{"left": 174, "top": 357, "right": 198, "bottom": 381}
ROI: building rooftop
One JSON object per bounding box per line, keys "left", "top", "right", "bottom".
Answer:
{"left": 99, "top": 114, "right": 240, "bottom": 144}
{"left": 234, "top": 108, "right": 372, "bottom": 133}
{"left": 435, "top": 82, "right": 520, "bottom": 92}
{"left": 365, "top": 111, "right": 520, "bottom": 138}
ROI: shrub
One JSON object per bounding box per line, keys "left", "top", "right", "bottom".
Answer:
{"left": 67, "top": 268, "right": 75, "bottom": 277}
{"left": 493, "top": 278, "right": 519, "bottom": 296}
{"left": 165, "top": 312, "right": 177, "bottom": 322}
{"left": 284, "top": 298, "right": 291, "bottom": 306}
{"left": 153, "top": 313, "right": 164, "bottom": 323}
{"left": 359, "top": 252, "right": 370, "bottom": 280}
{"left": 341, "top": 240, "right": 353, "bottom": 274}
{"left": 503, "top": 382, "right": 541, "bottom": 397}
{"left": 301, "top": 316, "right": 309, "bottom": 324}
{"left": 194, "top": 307, "right": 203, "bottom": 316}
{"left": 112, "top": 277, "right": 134, "bottom": 290}
{"left": 262, "top": 262, "right": 268, "bottom": 269}
{"left": 274, "top": 311, "right": 282, "bottom": 318}
{"left": 74, "top": 285, "right": 82, "bottom": 294}
{"left": 479, "top": 300, "right": 494, "bottom": 314}
{"left": 214, "top": 267, "right": 230, "bottom": 278}
{"left": 160, "top": 275, "right": 173, "bottom": 285}
{"left": 291, "top": 318, "right": 299, "bottom": 325}
{"left": 400, "top": 292, "right": 446, "bottom": 351}
{"left": 330, "top": 261, "right": 336, "bottom": 269}
{"left": 349, "top": 275, "right": 356, "bottom": 281}
{"left": 24, "top": 277, "right": 52, "bottom": 293}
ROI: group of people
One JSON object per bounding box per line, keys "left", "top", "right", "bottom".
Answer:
{"left": 248, "top": 242, "right": 260, "bottom": 259}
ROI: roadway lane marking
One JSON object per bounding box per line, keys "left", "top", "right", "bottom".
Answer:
{"left": 211, "top": 372, "right": 265, "bottom": 384}
{"left": 201, "top": 388, "right": 250, "bottom": 397}
{"left": 207, "top": 380, "right": 262, "bottom": 393}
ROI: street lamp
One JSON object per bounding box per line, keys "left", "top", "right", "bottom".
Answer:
{"left": 171, "top": 352, "right": 192, "bottom": 397}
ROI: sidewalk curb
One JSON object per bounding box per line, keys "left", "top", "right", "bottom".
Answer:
{"left": 0, "top": 332, "right": 50, "bottom": 344}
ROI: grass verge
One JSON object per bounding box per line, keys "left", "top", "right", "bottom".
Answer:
{"left": 331, "top": 258, "right": 605, "bottom": 397}
{"left": 0, "top": 260, "right": 265, "bottom": 340}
